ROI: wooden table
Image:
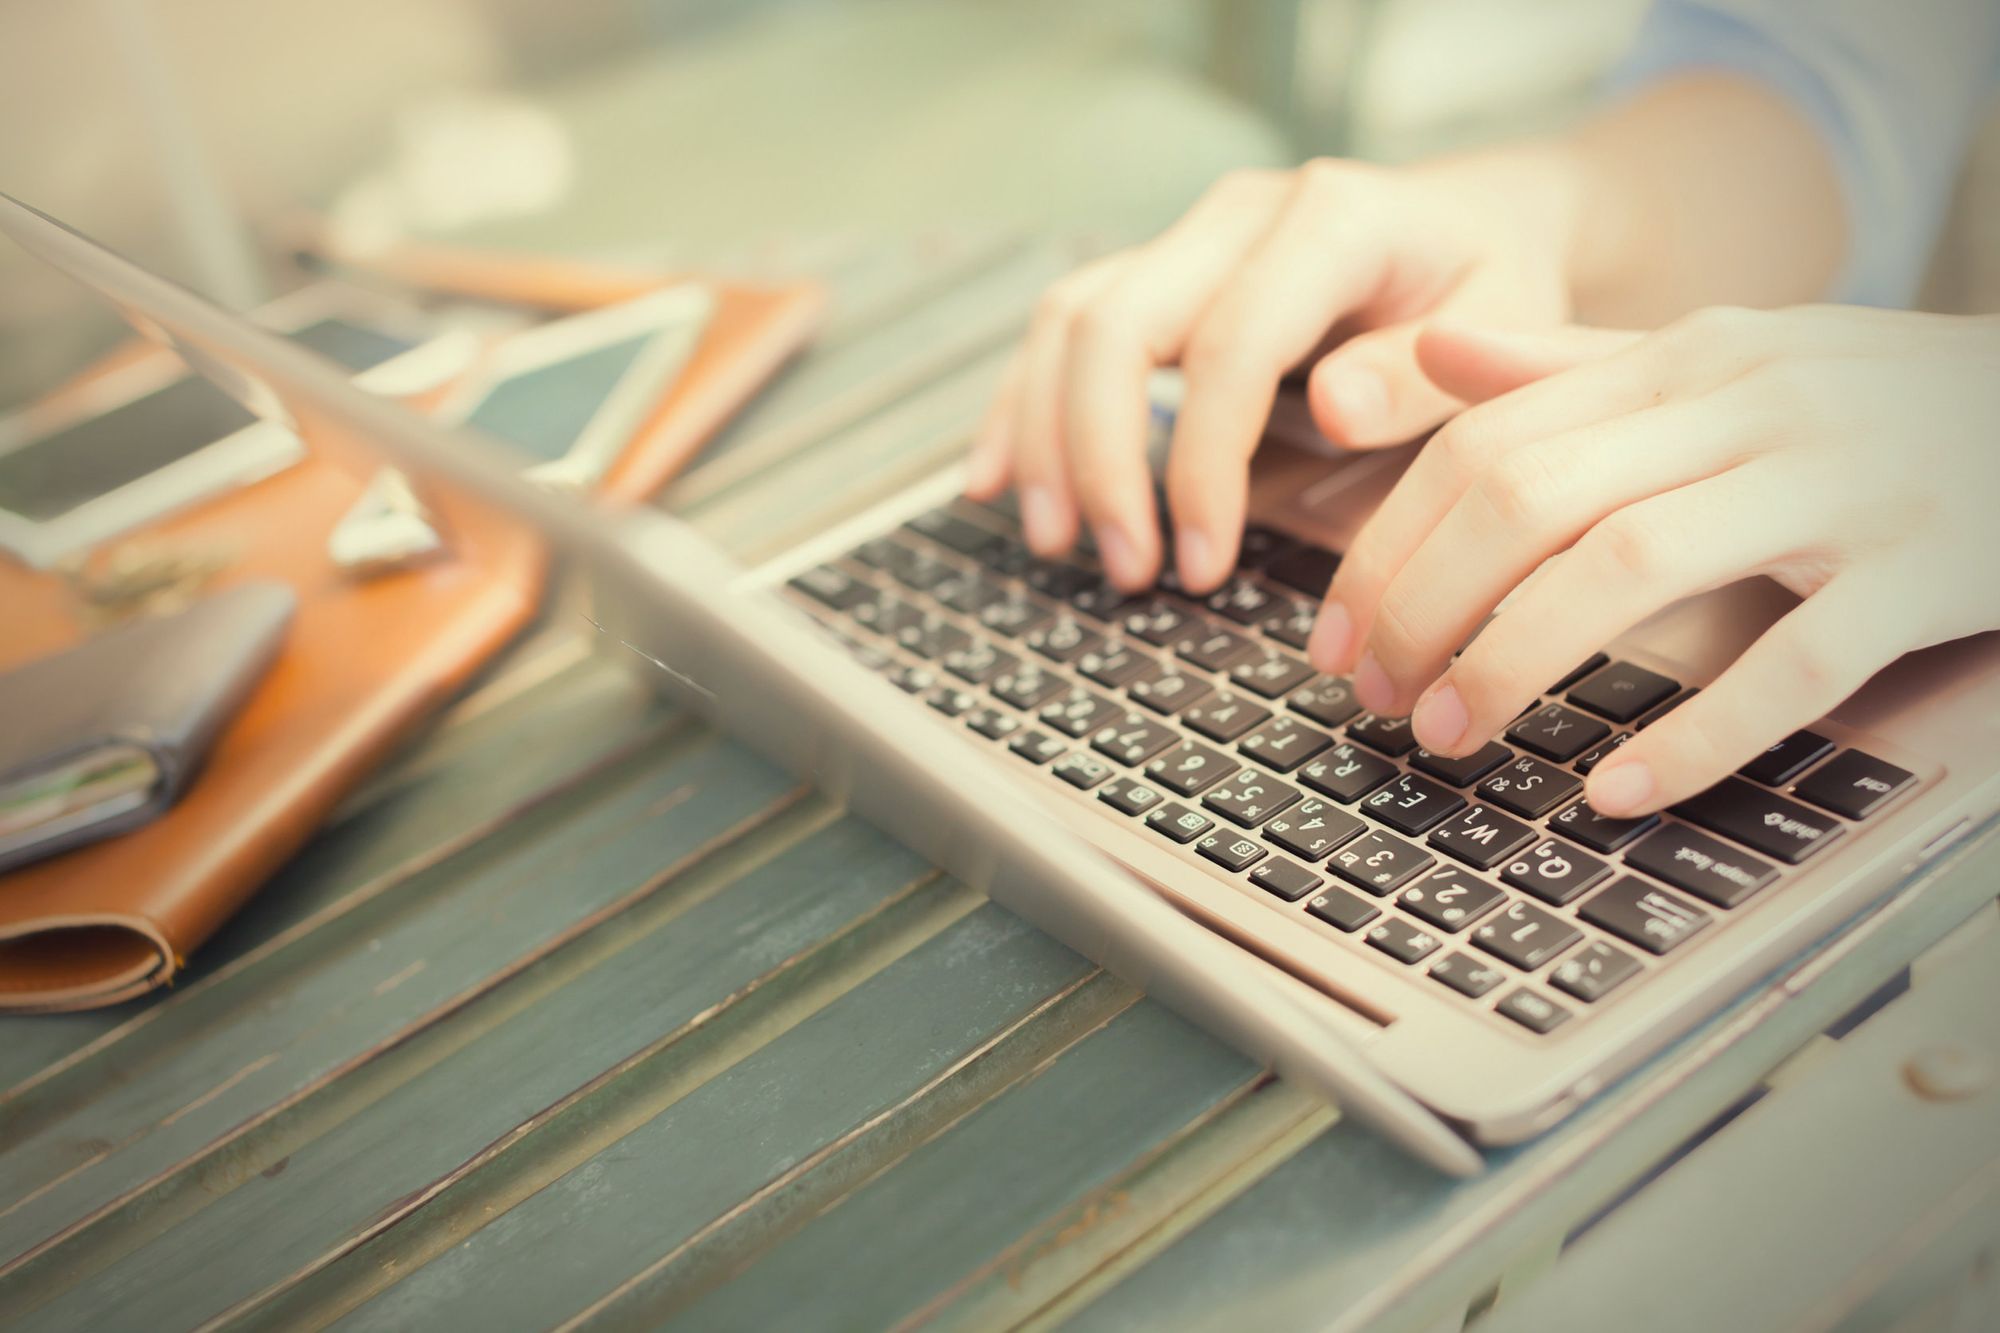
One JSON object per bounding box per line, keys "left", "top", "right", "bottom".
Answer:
{"left": 3, "top": 235, "right": 1995, "bottom": 1331}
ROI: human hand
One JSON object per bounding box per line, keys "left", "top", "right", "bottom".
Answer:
{"left": 962, "top": 152, "right": 1581, "bottom": 592}
{"left": 1307, "top": 305, "right": 2000, "bottom": 817}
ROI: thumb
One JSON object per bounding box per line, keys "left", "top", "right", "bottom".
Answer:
{"left": 1416, "top": 322, "right": 1644, "bottom": 404}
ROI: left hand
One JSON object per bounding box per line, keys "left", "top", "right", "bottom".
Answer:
{"left": 1304, "top": 304, "right": 2000, "bottom": 817}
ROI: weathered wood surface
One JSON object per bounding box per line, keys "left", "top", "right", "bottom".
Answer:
{"left": 2, "top": 236, "right": 1995, "bottom": 1332}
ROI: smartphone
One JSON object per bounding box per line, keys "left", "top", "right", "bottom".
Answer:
{"left": 0, "top": 284, "right": 477, "bottom": 568}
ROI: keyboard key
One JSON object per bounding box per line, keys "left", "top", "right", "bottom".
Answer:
{"left": 1008, "top": 729, "right": 1066, "bottom": 765}
{"left": 991, "top": 665, "right": 1067, "bottom": 711}
{"left": 978, "top": 594, "right": 1053, "bottom": 639}
{"left": 888, "top": 664, "right": 938, "bottom": 694}
{"left": 1206, "top": 576, "right": 1279, "bottom": 625}
{"left": 1298, "top": 743, "right": 1397, "bottom": 803}
{"left": 1201, "top": 768, "right": 1302, "bottom": 828}
{"left": 1739, "top": 729, "right": 1834, "bottom": 787}
{"left": 1552, "top": 802, "right": 1660, "bottom": 853}
{"left": 905, "top": 507, "right": 1001, "bottom": 557}
{"left": 1501, "top": 837, "right": 1611, "bottom": 906}
{"left": 1258, "top": 596, "right": 1317, "bottom": 649}
{"left": 1175, "top": 625, "right": 1257, "bottom": 673}
{"left": 1625, "top": 824, "right": 1779, "bottom": 908}
{"left": 1398, "top": 866, "right": 1506, "bottom": 932}
{"left": 1361, "top": 773, "right": 1467, "bottom": 836}
{"left": 1366, "top": 918, "right": 1443, "bottom": 965}
{"left": 975, "top": 536, "right": 1032, "bottom": 577}
{"left": 895, "top": 616, "right": 973, "bottom": 660}
{"left": 1572, "top": 732, "right": 1631, "bottom": 777}
{"left": 1229, "top": 647, "right": 1317, "bottom": 699}
{"left": 1183, "top": 692, "right": 1272, "bottom": 743}
{"left": 852, "top": 594, "right": 925, "bottom": 639}
{"left": 1145, "top": 802, "right": 1214, "bottom": 844}
{"left": 1053, "top": 751, "right": 1113, "bottom": 790}
{"left": 1478, "top": 754, "right": 1581, "bottom": 819}
{"left": 1347, "top": 712, "right": 1418, "bottom": 757}
{"left": 967, "top": 707, "right": 1020, "bottom": 741}
{"left": 1077, "top": 642, "right": 1153, "bottom": 689}
{"left": 1473, "top": 901, "right": 1583, "bottom": 971}
{"left": 1238, "top": 716, "right": 1333, "bottom": 772}
{"left": 849, "top": 536, "right": 902, "bottom": 571}
{"left": 1121, "top": 598, "right": 1195, "bottom": 646}
{"left": 1330, "top": 829, "right": 1435, "bottom": 896}
{"left": 1508, "top": 703, "right": 1611, "bottom": 763}
{"left": 1039, "top": 687, "right": 1124, "bottom": 739}
{"left": 1091, "top": 712, "right": 1179, "bottom": 766}
{"left": 935, "top": 570, "right": 1010, "bottom": 617}
{"left": 1025, "top": 615, "right": 1104, "bottom": 664}
{"left": 1427, "top": 803, "right": 1538, "bottom": 870}
{"left": 1266, "top": 544, "right": 1340, "bottom": 595}
{"left": 1068, "top": 579, "right": 1142, "bottom": 624}
{"left": 1236, "top": 525, "right": 1292, "bottom": 569}
{"left": 1549, "top": 941, "right": 1642, "bottom": 1003}
{"left": 1496, "top": 989, "right": 1572, "bottom": 1034}
{"left": 942, "top": 640, "right": 1017, "bottom": 685}
{"left": 1097, "top": 775, "right": 1165, "bottom": 817}
{"left": 926, "top": 685, "right": 978, "bottom": 717}
{"left": 1288, "top": 676, "right": 1361, "bottom": 728}
{"left": 1551, "top": 653, "right": 1610, "bottom": 694}
{"left": 1794, "top": 749, "right": 1917, "bottom": 819}
{"left": 1145, "top": 739, "right": 1239, "bottom": 797}
{"left": 790, "top": 565, "right": 874, "bottom": 610}
{"left": 1675, "top": 778, "right": 1845, "bottom": 865}
{"left": 1197, "top": 831, "right": 1268, "bottom": 872}
{"left": 1250, "top": 855, "right": 1323, "bottom": 902}
{"left": 1579, "top": 876, "right": 1711, "bottom": 954}
{"left": 1412, "top": 741, "right": 1512, "bottom": 787}
{"left": 1568, "top": 660, "right": 1680, "bottom": 723}
{"left": 1128, "top": 665, "right": 1214, "bottom": 716}
{"left": 1429, "top": 952, "right": 1507, "bottom": 999}
{"left": 1025, "top": 560, "right": 1092, "bottom": 601}
{"left": 1262, "top": 799, "right": 1366, "bottom": 861}
{"left": 1306, "top": 886, "right": 1380, "bottom": 932}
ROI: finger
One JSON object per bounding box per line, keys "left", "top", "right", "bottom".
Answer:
{"left": 1168, "top": 165, "right": 1393, "bottom": 591}
{"left": 1063, "top": 181, "right": 1289, "bottom": 587}
{"left": 1306, "top": 272, "right": 1571, "bottom": 447}
{"left": 964, "top": 349, "right": 1025, "bottom": 500}
{"left": 1013, "top": 264, "right": 1123, "bottom": 554}
{"left": 1309, "top": 318, "right": 1768, "bottom": 676}
{"left": 1360, "top": 388, "right": 1761, "bottom": 717}
{"left": 1586, "top": 560, "right": 1916, "bottom": 816}
{"left": 1415, "top": 322, "right": 1645, "bottom": 404}
{"left": 1407, "top": 457, "right": 1817, "bottom": 757}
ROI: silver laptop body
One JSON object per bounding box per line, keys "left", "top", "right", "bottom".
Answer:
{"left": 8, "top": 192, "right": 1996, "bottom": 1166}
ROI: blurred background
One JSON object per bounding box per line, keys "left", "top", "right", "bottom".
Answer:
{"left": 1, "top": 0, "right": 1659, "bottom": 407}
{"left": 5, "top": 0, "right": 1996, "bottom": 411}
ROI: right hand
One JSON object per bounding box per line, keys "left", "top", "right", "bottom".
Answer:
{"left": 963, "top": 155, "right": 1577, "bottom": 593}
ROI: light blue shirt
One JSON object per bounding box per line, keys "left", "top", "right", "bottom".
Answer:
{"left": 1614, "top": 0, "right": 2000, "bottom": 307}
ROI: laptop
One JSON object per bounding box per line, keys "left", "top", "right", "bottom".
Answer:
{"left": 8, "top": 192, "right": 1996, "bottom": 1177}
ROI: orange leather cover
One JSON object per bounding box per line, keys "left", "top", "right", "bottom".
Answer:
{"left": 0, "top": 256, "right": 820, "bottom": 1012}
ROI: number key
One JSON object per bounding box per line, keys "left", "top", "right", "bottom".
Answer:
{"left": 1145, "top": 739, "right": 1238, "bottom": 796}
{"left": 1329, "top": 830, "right": 1435, "bottom": 896}
{"left": 1472, "top": 900, "right": 1582, "bottom": 971}
{"left": 1398, "top": 866, "right": 1505, "bottom": 933}
{"left": 1262, "top": 798, "right": 1365, "bottom": 861}
{"left": 1201, "top": 768, "right": 1302, "bottom": 828}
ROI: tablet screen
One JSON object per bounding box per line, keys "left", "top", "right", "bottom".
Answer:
{"left": 462, "top": 335, "right": 656, "bottom": 463}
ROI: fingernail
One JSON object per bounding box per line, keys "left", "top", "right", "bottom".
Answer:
{"left": 1413, "top": 684, "right": 1467, "bottom": 753}
{"left": 1329, "top": 368, "right": 1388, "bottom": 438}
{"left": 1096, "top": 523, "right": 1146, "bottom": 589}
{"left": 1308, "top": 601, "right": 1353, "bottom": 672}
{"left": 1021, "top": 486, "right": 1061, "bottom": 552}
{"left": 1176, "top": 526, "right": 1218, "bottom": 590}
{"left": 1590, "top": 761, "right": 1654, "bottom": 816}
{"left": 1354, "top": 652, "right": 1394, "bottom": 714}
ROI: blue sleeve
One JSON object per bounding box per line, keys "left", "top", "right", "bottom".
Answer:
{"left": 1611, "top": 0, "right": 2000, "bottom": 308}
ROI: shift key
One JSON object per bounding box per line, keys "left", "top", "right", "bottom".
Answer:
{"left": 1674, "top": 778, "right": 1845, "bottom": 865}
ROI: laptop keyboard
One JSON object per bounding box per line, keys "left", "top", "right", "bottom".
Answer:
{"left": 785, "top": 497, "right": 1921, "bottom": 1038}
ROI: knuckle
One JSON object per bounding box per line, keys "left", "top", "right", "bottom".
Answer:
{"left": 1587, "top": 507, "right": 1674, "bottom": 587}
{"left": 1180, "top": 321, "right": 1258, "bottom": 384}
{"left": 1429, "top": 411, "right": 1501, "bottom": 487}
{"left": 1665, "top": 304, "right": 1764, "bottom": 357}
{"left": 1769, "top": 624, "right": 1855, "bottom": 702}
{"left": 1476, "top": 447, "right": 1564, "bottom": 530}
{"left": 1366, "top": 591, "right": 1433, "bottom": 671}
{"left": 1069, "top": 295, "right": 1139, "bottom": 357}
